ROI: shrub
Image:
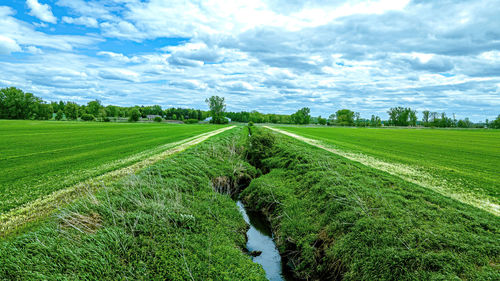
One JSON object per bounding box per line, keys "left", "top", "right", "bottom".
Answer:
{"left": 184, "top": 118, "right": 199, "bottom": 124}
{"left": 81, "top": 114, "right": 95, "bottom": 121}
{"left": 55, "top": 110, "right": 64, "bottom": 121}
{"left": 248, "top": 121, "right": 254, "bottom": 127}
{"left": 154, "top": 116, "right": 162, "bottom": 122}
{"left": 245, "top": 127, "right": 275, "bottom": 170}
{"left": 128, "top": 108, "right": 140, "bottom": 122}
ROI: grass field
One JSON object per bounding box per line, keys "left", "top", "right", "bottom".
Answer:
{"left": 0, "top": 120, "right": 219, "bottom": 214}
{"left": 0, "top": 127, "right": 268, "bottom": 280}
{"left": 1, "top": 121, "right": 498, "bottom": 280}
{"left": 242, "top": 127, "right": 499, "bottom": 280}
{"left": 276, "top": 126, "right": 500, "bottom": 212}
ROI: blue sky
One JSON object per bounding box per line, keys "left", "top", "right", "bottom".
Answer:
{"left": 0, "top": 0, "right": 499, "bottom": 121}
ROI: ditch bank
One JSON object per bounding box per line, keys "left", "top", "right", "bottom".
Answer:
{"left": 211, "top": 126, "right": 299, "bottom": 280}
{"left": 240, "top": 126, "right": 500, "bottom": 280}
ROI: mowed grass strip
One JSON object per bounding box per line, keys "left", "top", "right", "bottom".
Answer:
{"left": 275, "top": 126, "right": 500, "bottom": 211}
{"left": 0, "top": 120, "right": 221, "bottom": 214}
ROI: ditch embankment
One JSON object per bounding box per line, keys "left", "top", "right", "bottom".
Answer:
{"left": 242, "top": 126, "right": 499, "bottom": 280}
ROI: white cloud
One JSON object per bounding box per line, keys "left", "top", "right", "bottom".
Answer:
{"left": 25, "top": 45, "right": 43, "bottom": 54}
{"left": 26, "top": 0, "right": 57, "bottom": 24}
{"left": 62, "top": 16, "right": 98, "bottom": 28}
{"left": 97, "top": 51, "right": 141, "bottom": 63}
{"left": 0, "top": 1, "right": 499, "bottom": 121}
{"left": 0, "top": 35, "right": 22, "bottom": 55}
{"left": 0, "top": 7, "right": 101, "bottom": 51}
{"left": 99, "top": 69, "right": 140, "bottom": 82}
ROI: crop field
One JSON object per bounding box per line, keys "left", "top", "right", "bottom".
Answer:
{"left": 0, "top": 122, "right": 498, "bottom": 280}
{"left": 275, "top": 126, "right": 500, "bottom": 214}
{"left": 0, "top": 120, "right": 219, "bottom": 215}
{"left": 242, "top": 127, "right": 499, "bottom": 280}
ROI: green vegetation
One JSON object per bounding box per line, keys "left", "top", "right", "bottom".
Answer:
{"left": 0, "top": 87, "right": 210, "bottom": 123}
{"left": 278, "top": 126, "right": 500, "bottom": 204}
{"left": 0, "top": 127, "right": 267, "bottom": 280}
{"left": 387, "top": 107, "right": 418, "bottom": 126}
{"left": 291, "top": 107, "right": 311, "bottom": 124}
{"left": 241, "top": 127, "right": 500, "bottom": 280}
{"left": 205, "top": 95, "right": 227, "bottom": 124}
{"left": 128, "top": 108, "right": 140, "bottom": 122}
{"left": 2, "top": 87, "right": 498, "bottom": 127}
{"left": 184, "top": 118, "right": 199, "bottom": 124}
{"left": 0, "top": 120, "right": 218, "bottom": 214}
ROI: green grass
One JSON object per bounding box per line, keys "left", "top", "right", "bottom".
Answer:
{"left": 277, "top": 126, "right": 500, "bottom": 204}
{"left": 241, "top": 127, "right": 500, "bottom": 280}
{"left": 0, "top": 126, "right": 267, "bottom": 280}
{"left": 0, "top": 120, "right": 219, "bottom": 214}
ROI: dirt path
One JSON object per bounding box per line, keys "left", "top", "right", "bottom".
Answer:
{"left": 264, "top": 126, "right": 499, "bottom": 216}
{"left": 0, "top": 126, "right": 235, "bottom": 236}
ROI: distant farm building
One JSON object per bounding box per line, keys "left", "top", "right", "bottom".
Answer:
{"left": 204, "top": 116, "right": 231, "bottom": 122}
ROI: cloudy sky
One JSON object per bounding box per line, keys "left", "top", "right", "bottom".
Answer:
{"left": 1, "top": 0, "right": 499, "bottom": 121}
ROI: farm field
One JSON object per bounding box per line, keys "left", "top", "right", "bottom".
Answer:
{"left": 0, "top": 123, "right": 498, "bottom": 280}
{"left": 0, "top": 120, "right": 220, "bottom": 214}
{"left": 276, "top": 126, "right": 500, "bottom": 212}
{"left": 242, "top": 127, "right": 499, "bottom": 280}
{"left": 0, "top": 127, "right": 267, "bottom": 280}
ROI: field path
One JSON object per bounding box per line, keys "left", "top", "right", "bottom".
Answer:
{"left": 264, "top": 126, "right": 499, "bottom": 216}
{"left": 0, "top": 126, "right": 235, "bottom": 236}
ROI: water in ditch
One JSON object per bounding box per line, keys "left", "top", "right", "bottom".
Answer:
{"left": 237, "top": 201, "right": 296, "bottom": 281}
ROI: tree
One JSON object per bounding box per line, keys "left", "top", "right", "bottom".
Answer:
{"left": 81, "top": 114, "right": 95, "bottom": 121}
{"left": 387, "top": 107, "right": 417, "bottom": 126}
{"left": 370, "top": 115, "right": 382, "bottom": 127}
{"left": 291, "top": 107, "right": 311, "bottom": 124}
{"left": 55, "top": 110, "right": 64, "bottom": 120}
{"left": 0, "top": 87, "right": 40, "bottom": 119}
{"left": 334, "top": 109, "right": 355, "bottom": 126}
{"left": 318, "top": 115, "right": 327, "bottom": 125}
{"left": 128, "top": 108, "right": 140, "bottom": 122}
{"left": 422, "top": 110, "right": 430, "bottom": 126}
{"left": 490, "top": 115, "right": 500, "bottom": 129}
{"left": 87, "top": 100, "right": 102, "bottom": 116}
{"left": 105, "top": 105, "right": 119, "bottom": 118}
{"left": 205, "top": 96, "right": 226, "bottom": 124}
{"left": 65, "top": 102, "right": 79, "bottom": 120}
{"left": 457, "top": 118, "right": 472, "bottom": 128}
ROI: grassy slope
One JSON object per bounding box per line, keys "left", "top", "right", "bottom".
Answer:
{"left": 0, "top": 120, "right": 219, "bottom": 213}
{"left": 242, "top": 128, "right": 499, "bottom": 280}
{"left": 278, "top": 126, "right": 500, "bottom": 200}
{"left": 0, "top": 127, "right": 266, "bottom": 280}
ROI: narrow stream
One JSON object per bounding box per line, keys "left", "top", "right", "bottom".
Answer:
{"left": 237, "top": 201, "right": 295, "bottom": 281}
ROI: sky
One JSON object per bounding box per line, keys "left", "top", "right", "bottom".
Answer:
{"left": 0, "top": 0, "right": 499, "bottom": 121}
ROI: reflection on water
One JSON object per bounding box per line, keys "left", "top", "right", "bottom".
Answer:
{"left": 237, "top": 201, "right": 295, "bottom": 281}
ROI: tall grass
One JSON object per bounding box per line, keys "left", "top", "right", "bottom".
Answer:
{"left": 0, "top": 127, "right": 266, "bottom": 280}
{"left": 242, "top": 127, "right": 500, "bottom": 280}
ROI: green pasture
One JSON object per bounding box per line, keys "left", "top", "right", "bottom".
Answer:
{"left": 277, "top": 126, "right": 500, "bottom": 201}
{"left": 0, "top": 120, "right": 218, "bottom": 214}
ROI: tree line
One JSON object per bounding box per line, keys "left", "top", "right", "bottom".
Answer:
{"left": 0, "top": 87, "right": 209, "bottom": 123}
{"left": 1, "top": 87, "right": 499, "bottom": 128}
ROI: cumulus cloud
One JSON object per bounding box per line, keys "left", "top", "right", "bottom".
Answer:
{"left": 0, "top": 35, "right": 22, "bottom": 55}
{"left": 99, "top": 69, "right": 139, "bottom": 82}
{"left": 0, "top": 0, "right": 499, "bottom": 120}
{"left": 62, "top": 16, "right": 98, "bottom": 28}
{"left": 26, "top": 0, "right": 57, "bottom": 24}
